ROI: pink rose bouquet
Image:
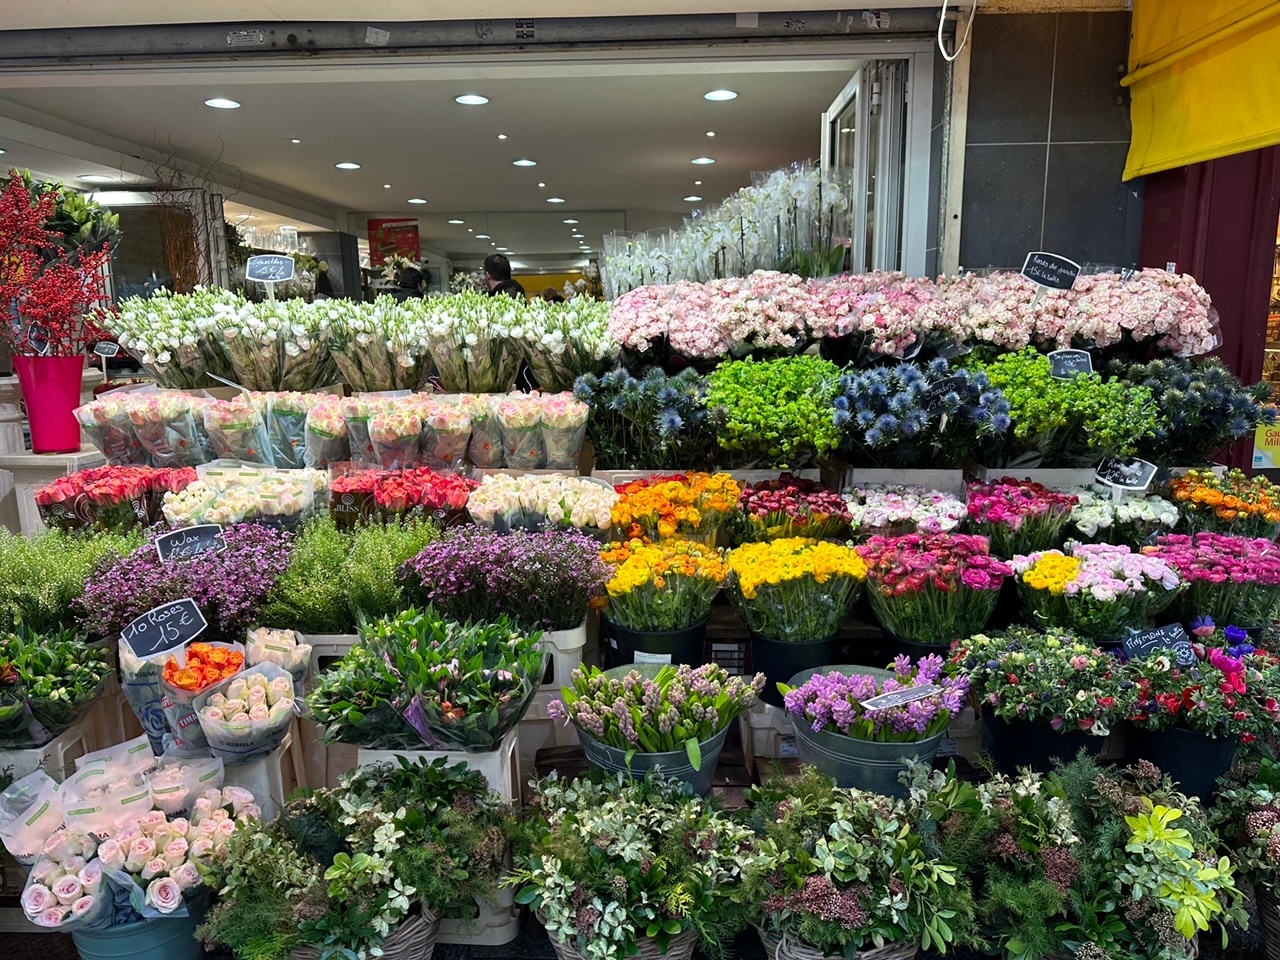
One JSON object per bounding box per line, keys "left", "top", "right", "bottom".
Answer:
{"left": 966, "top": 478, "right": 1080, "bottom": 557}
{"left": 1145, "top": 533, "right": 1280, "bottom": 627}
{"left": 21, "top": 829, "right": 109, "bottom": 930}
{"left": 856, "top": 532, "right": 1012, "bottom": 648}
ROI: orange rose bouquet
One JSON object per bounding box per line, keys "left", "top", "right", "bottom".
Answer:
{"left": 160, "top": 641, "right": 246, "bottom": 751}
{"left": 1170, "top": 468, "right": 1280, "bottom": 540}
{"left": 610, "top": 472, "right": 742, "bottom": 543}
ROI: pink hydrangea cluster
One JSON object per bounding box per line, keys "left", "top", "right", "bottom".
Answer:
{"left": 808, "top": 273, "right": 941, "bottom": 356}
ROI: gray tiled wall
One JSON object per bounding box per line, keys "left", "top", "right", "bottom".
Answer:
{"left": 959, "top": 12, "right": 1143, "bottom": 271}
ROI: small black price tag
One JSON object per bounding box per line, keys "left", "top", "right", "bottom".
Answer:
{"left": 246, "top": 254, "right": 296, "bottom": 283}
{"left": 1021, "top": 251, "right": 1082, "bottom": 291}
{"left": 155, "top": 524, "right": 226, "bottom": 562}
{"left": 93, "top": 341, "right": 121, "bottom": 358}
{"left": 860, "top": 684, "right": 942, "bottom": 711}
{"left": 1048, "top": 348, "right": 1093, "bottom": 379}
{"left": 924, "top": 376, "right": 967, "bottom": 413}
{"left": 120, "top": 598, "right": 209, "bottom": 661}
{"left": 1095, "top": 457, "right": 1159, "bottom": 492}
{"left": 1124, "top": 624, "right": 1196, "bottom": 667}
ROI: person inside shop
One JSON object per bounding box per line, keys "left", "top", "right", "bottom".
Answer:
{"left": 484, "top": 253, "right": 526, "bottom": 300}
{"left": 390, "top": 266, "right": 426, "bottom": 301}
{"left": 541, "top": 287, "right": 566, "bottom": 304}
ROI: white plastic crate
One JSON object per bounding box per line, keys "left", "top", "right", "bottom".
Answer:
{"left": 357, "top": 727, "right": 521, "bottom": 801}
{"left": 740, "top": 700, "right": 797, "bottom": 775}
{"left": 518, "top": 689, "right": 580, "bottom": 771}
{"left": 0, "top": 716, "right": 95, "bottom": 783}
{"left": 304, "top": 632, "right": 360, "bottom": 676}
{"left": 539, "top": 623, "right": 587, "bottom": 695}
{"left": 843, "top": 468, "right": 967, "bottom": 497}
{"left": 965, "top": 464, "right": 1096, "bottom": 491}
{"left": 437, "top": 884, "right": 521, "bottom": 945}
{"left": 223, "top": 731, "right": 302, "bottom": 821}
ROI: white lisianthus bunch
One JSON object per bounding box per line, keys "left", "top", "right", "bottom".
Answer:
{"left": 1069, "top": 487, "right": 1180, "bottom": 543}
{"left": 327, "top": 298, "right": 434, "bottom": 392}
{"left": 414, "top": 291, "right": 524, "bottom": 392}
{"left": 104, "top": 287, "right": 240, "bottom": 387}
{"left": 516, "top": 297, "right": 617, "bottom": 392}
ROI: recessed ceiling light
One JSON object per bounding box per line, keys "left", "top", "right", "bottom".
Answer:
{"left": 497, "top": 134, "right": 508, "bottom": 140}
{"left": 572, "top": 233, "right": 584, "bottom": 238}
{"left": 290, "top": 139, "right": 301, "bottom": 144}
{"left": 335, "top": 162, "right": 361, "bottom": 170}
{"left": 383, "top": 184, "right": 391, "bottom": 189}
{"left": 0, "top": 149, "right": 6, "bottom": 155}
{"left": 547, "top": 197, "right": 566, "bottom": 203}
{"left": 455, "top": 94, "right": 489, "bottom": 105}
{"left": 562, "top": 219, "right": 579, "bottom": 224}
{"left": 448, "top": 219, "right": 465, "bottom": 224}
{"left": 467, "top": 228, "right": 474, "bottom": 232}
{"left": 204, "top": 98, "right": 241, "bottom": 109}
{"left": 476, "top": 234, "right": 491, "bottom": 239}
{"left": 408, "top": 197, "right": 428, "bottom": 204}
{"left": 496, "top": 246, "right": 508, "bottom": 251}
{"left": 694, "top": 180, "right": 702, "bottom": 185}
{"left": 704, "top": 89, "right": 738, "bottom": 101}
{"left": 80, "top": 175, "right": 114, "bottom": 183}
{"left": 684, "top": 195, "right": 703, "bottom": 202}
{"left": 512, "top": 159, "right": 537, "bottom": 167}
{"left": 706, "top": 131, "right": 716, "bottom": 137}
{"left": 537, "top": 182, "right": 546, "bottom": 188}
{"left": 691, "top": 157, "right": 716, "bottom": 165}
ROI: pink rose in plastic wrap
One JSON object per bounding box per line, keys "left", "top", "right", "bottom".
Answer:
{"left": 145, "top": 876, "right": 183, "bottom": 914}
{"left": 21, "top": 884, "right": 53, "bottom": 916}
{"left": 52, "top": 875, "right": 82, "bottom": 905}
{"left": 71, "top": 895, "right": 96, "bottom": 918}
{"left": 172, "top": 860, "right": 202, "bottom": 891}
{"left": 97, "top": 839, "right": 126, "bottom": 872}
{"left": 38, "top": 905, "right": 69, "bottom": 927}
{"left": 140, "top": 857, "right": 168, "bottom": 881}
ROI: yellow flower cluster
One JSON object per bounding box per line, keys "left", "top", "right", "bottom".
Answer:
{"left": 1021, "top": 553, "right": 1083, "bottom": 595}
{"left": 611, "top": 473, "right": 742, "bottom": 540}
{"left": 601, "top": 539, "right": 728, "bottom": 598}
{"left": 727, "top": 537, "right": 867, "bottom": 600}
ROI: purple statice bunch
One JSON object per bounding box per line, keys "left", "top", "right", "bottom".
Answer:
{"left": 75, "top": 523, "right": 293, "bottom": 642}
{"left": 402, "top": 526, "right": 608, "bottom": 632}
{"left": 782, "top": 654, "right": 968, "bottom": 742}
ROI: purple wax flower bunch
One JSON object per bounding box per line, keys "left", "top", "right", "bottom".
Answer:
{"left": 782, "top": 654, "right": 968, "bottom": 743}
{"left": 75, "top": 523, "right": 294, "bottom": 642}
{"left": 403, "top": 526, "right": 608, "bottom": 632}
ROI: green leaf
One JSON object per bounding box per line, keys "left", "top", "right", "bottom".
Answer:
{"left": 685, "top": 737, "right": 702, "bottom": 771}
{"left": 514, "top": 888, "right": 540, "bottom": 906}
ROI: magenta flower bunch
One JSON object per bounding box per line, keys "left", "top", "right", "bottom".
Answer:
{"left": 966, "top": 478, "right": 1080, "bottom": 557}
{"left": 780, "top": 655, "right": 969, "bottom": 742}
{"left": 1145, "top": 532, "right": 1280, "bottom": 627}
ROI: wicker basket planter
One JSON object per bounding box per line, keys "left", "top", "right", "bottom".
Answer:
{"left": 777, "top": 932, "right": 918, "bottom": 960}
{"left": 1257, "top": 884, "right": 1280, "bottom": 960}
{"left": 538, "top": 911, "right": 699, "bottom": 960}
{"left": 755, "top": 926, "right": 782, "bottom": 960}
{"left": 290, "top": 906, "right": 439, "bottom": 960}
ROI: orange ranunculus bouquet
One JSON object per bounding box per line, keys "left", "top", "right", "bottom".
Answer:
{"left": 610, "top": 472, "right": 742, "bottom": 543}
{"left": 1170, "top": 468, "right": 1280, "bottom": 540}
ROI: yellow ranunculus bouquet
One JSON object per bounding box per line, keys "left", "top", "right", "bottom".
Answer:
{"left": 599, "top": 539, "right": 727, "bottom": 632}
{"left": 611, "top": 472, "right": 742, "bottom": 543}
{"left": 726, "top": 537, "right": 867, "bottom": 642}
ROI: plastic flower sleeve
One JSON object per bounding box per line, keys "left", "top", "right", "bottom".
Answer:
{"left": 0, "top": 772, "right": 64, "bottom": 865}
{"left": 539, "top": 393, "right": 589, "bottom": 469}
{"left": 128, "top": 394, "right": 209, "bottom": 469}
{"left": 75, "top": 397, "right": 147, "bottom": 466}
{"left": 461, "top": 393, "right": 504, "bottom": 467}
{"left": 159, "top": 641, "right": 247, "bottom": 755}
{"left": 22, "top": 852, "right": 111, "bottom": 931}
{"left": 497, "top": 395, "right": 545, "bottom": 469}
{"left": 303, "top": 398, "right": 351, "bottom": 468}
{"left": 369, "top": 403, "right": 423, "bottom": 469}
{"left": 246, "top": 627, "right": 312, "bottom": 699}
{"left": 262, "top": 391, "right": 316, "bottom": 468}
{"left": 148, "top": 755, "right": 224, "bottom": 815}
{"left": 341, "top": 396, "right": 387, "bottom": 467}
{"left": 418, "top": 399, "right": 472, "bottom": 469}
{"left": 118, "top": 644, "right": 169, "bottom": 755}
{"left": 194, "top": 662, "right": 297, "bottom": 765}
{"left": 202, "top": 397, "right": 274, "bottom": 465}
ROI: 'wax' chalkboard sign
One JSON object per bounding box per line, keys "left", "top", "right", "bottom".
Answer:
{"left": 1021, "top": 251, "right": 1082, "bottom": 291}
{"left": 924, "top": 376, "right": 968, "bottom": 413}
{"left": 861, "top": 684, "right": 942, "bottom": 711}
{"left": 1048, "top": 349, "right": 1093, "bottom": 379}
{"left": 155, "top": 524, "right": 226, "bottom": 562}
{"left": 245, "top": 254, "right": 295, "bottom": 284}
{"left": 1124, "top": 624, "right": 1197, "bottom": 667}
{"left": 1095, "top": 457, "right": 1159, "bottom": 492}
{"left": 120, "top": 598, "right": 208, "bottom": 661}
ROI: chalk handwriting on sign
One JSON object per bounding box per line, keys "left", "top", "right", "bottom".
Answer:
{"left": 1095, "top": 457, "right": 1159, "bottom": 492}
{"left": 924, "top": 376, "right": 968, "bottom": 413}
{"left": 1124, "top": 624, "right": 1197, "bottom": 667}
{"left": 1021, "top": 251, "right": 1082, "bottom": 291}
{"left": 120, "top": 598, "right": 208, "bottom": 661}
{"left": 245, "top": 254, "right": 296, "bottom": 283}
{"left": 1048, "top": 349, "right": 1093, "bottom": 379}
{"left": 860, "top": 684, "right": 942, "bottom": 711}
{"left": 155, "top": 524, "right": 226, "bottom": 562}
{"left": 93, "top": 341, "right": 121, "bottom": 358}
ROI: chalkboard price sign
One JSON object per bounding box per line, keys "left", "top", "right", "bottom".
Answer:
{"left": 1048, "top": 348, "right": 1093, "bottom": 379}
{"left": 1095, "top": 457, "right": 1159, "bottom": 492}
{"left": 245, "top": 254, "right": 296, "bottom": 284}
{"left": 861, "top": 684, "right": 942, "bottom": 711}
{"left": 93, "top": 341, "right": 121, "bottom": 358}
{"left": 1021, "top": 251, "right": 1082, "bottom": 291}
{"left": 1124, "top": 623, "right": 1197, "bottom": 667}
{"left": 155, "top": 524, "right": 226, "bottom": 562}
{"left": 120, "top": 598, "right": 209, "bottom": 661}
{"left": 924, "top": 376, "right": 968, "bottom": 413}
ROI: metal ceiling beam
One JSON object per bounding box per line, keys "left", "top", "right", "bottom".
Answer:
{"left": 0, "top": 11, "right": 950, "bottom": 67}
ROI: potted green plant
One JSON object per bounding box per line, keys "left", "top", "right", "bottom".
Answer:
{"left": 1212, "top": 754, "right": 1280, "bottom": 960}
{"left": 510, "top": 772, "right": 752, "bottom": 960}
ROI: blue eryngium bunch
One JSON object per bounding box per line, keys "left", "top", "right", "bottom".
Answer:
{"left": 574, "top": 366, "right": 714, "bottom": 469}
{"left": 834, "top": 358, "right": 1011, "bottom": 468}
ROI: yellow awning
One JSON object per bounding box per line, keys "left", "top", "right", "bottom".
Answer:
{"left": 1124, "top": 0, "right": 1280, "bottom": 180}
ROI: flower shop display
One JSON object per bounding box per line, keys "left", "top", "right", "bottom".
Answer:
{"left": 1125, "top": 634, "right": 1280, "bottom": 799}
{"left": 727, "top": 538, "right": 867, "bottom": 706}
{"left": 159, "top": 466, "right": 325, "bottom": 529}
{"left": 953, "top": 627, "right": 1129, "bottom": 772}
{"left": 0, "top": 627, "right": 112, "bottom": 747}
{"left": 857, "top": 533, "right": 1011, "bottom": 657}
{"left": 459, "top": 393, "right": 504, "bottom": 467}
{"left": 1145, "top": 533, "right": 1280, "bottom": 628}
{"left": 778, "top": 655, "right": 968, "bottom": 797}
{"left": 741, "top": 771, "right": 973, "bottom": 960}
{"left": 512, "top": 771, "right": 753, "bottom": 960}
{"left": 1110, "top": 356, "right": 1275, "bottom": 466}
{"left": 102, "top": 288, "right": 239, "bottom": 389}
{"left": 597, "top": 538, "right": 725, "bottom": 666}
{"left": 304, "top": 396, "right": 351, "bottom": 468}
{"left": 1059, "top": 268, "right": 1220, "bottom": 358}
{"left": 245, "top": 626, "right": 312, "bottom": 697}
{"left": 125, "top": 393, "right": 212, "bottom": 468}
{"left": 1013, "top": 542, "right": 1183, "bottom": 643}
{"left": 833, "top": 360, "right": 1011, "bottom": 468}
{"left": 20, "top": 829, "right": 111, "bottom": 930}
{"left": 75, "top": 394, "right": 148, "bottom": 466}
{"left": 309, "top": 607, "right": 544, "bottom": 751}
{"left": 729, "top": 474, "right": 850, "bottom": 544}
{"left": 845, "top": 485, "right": 968, "bottom": 539}
{"left": 1212, "top": 755, "right": 1280, "bottom": 960}
{"left": 35, "top": 465, "right": 192, "bottom": 532}
{"left": 611, "top": 472, "right": 741, "bottom": 543}
{"left": 1170, "top": 468, "right": 1280, "bottom": 540}
{"left": 707, "top": 356, "right": 841, "bottom": 468}
{"left": 551, "top": 663, "right": 763, "bottom": 791}
{"left": 517, "top": 296, "right": 617, "bottom": 392}
{"left": 404, "top": 526, "right": 607, "bottom": 634}
{"left": 966, "top": 477, "right": 1080, "bottom": 557}
{"left": 160, "top": 640, "right": 247, "bottom": 752}
{"left": 327, "top": 297, "right": 435, "bottom": 392}
{"left": 971, "top": 349, "right": 1160, "bottom": 467}
{"left": 574, "top": 367, "right": 716, "bottom": 470}
{"left": 491, "top": 390, "right": 590, "bottom": 469}
{"left": 199, "top": 758, "right": 514, "bottom": 960}
{"left": 1068, "top": 487, "right": 1180, "bottom": 544}
{"left": 328, "top": 466, "right": 474, "bottom": 529}
{"left": 810, "top": 272, "right": 945, "bottom": 364}
{"left": 414, "top": 290, "right": 525, "bottom": 392}
{"left": 219, "top": 297, "right": 339, "bottom": 391}
{"left": 0, "top": 172, "right": 114, "bottom": 453}
{"left": 194, "top": 664, "right": 298, "bottom": 764}
{"left": 467, "top": 473, "right": 617, "bottom": 538}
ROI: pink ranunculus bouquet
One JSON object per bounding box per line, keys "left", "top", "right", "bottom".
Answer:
{"left": 966, "top": 477, "right": 1080, "bottom": 557}
{"left": 1144, "top": 532, "right": 1280, "bottom": 628}
{"left": 856, "top": 532, "right": 1012, "bottom": 648}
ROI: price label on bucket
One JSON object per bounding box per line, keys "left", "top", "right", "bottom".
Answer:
{"left": 860, "top": 684, "right": 941, "bottom": 711}
{"left": 1124, "top": 624, "right": 1197, "bottom": 667}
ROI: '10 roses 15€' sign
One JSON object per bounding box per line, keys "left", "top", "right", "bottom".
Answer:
{"left": 120, "top": 598, "right": 208, "bottom": 661}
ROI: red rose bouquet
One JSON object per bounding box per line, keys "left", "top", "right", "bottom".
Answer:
{"left": 35, "top": 466, "right": 196, "bottom": 533}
